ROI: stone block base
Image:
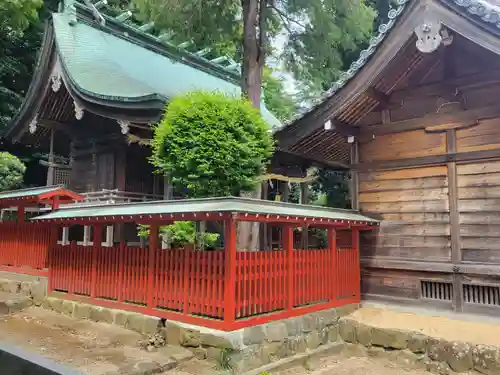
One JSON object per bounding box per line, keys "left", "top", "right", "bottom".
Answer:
{"left": 338, "top": 317, "right": 500, "bottom": 375}
{"left": 41, "top": 295, "right": 359, "bottom": 373}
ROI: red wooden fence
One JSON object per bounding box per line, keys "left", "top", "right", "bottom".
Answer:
{"left": 0, "top": 221, "right": 51, "bottom": 275}
{"left": 49, "top": 241, "right": 360, "bottom": 330}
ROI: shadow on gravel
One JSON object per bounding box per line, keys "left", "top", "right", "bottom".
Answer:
{"left": 0, "top": 342, "right": 83, "bottom": 375}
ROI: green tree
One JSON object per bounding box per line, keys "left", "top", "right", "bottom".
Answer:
{"left": 311, "top": 169, "right": 351, "bottom": 209}
{"left": 151, "top": 91, "right": 274, "bottom": 197}
{"left": 0, "top": 152, "right": 26, "bottom": 191}
{"left": 133, "top": 0, "right": 375, "bottom": 104}
{"left": 0, "top": 0, "right": 56, "bottom": 133}
{"left": 263, "top": 68, "right": 296, "bottom": 121}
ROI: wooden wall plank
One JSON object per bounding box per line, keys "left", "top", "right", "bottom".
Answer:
{"left": 359, "top": 130, "right": 446, "bottom": 162}
{"left": 360, "top": 177, "right": 448, "bottom": 192}
{"left": 457, "top": 119, "right": 500, "bottom": 153}
{"left": 360, "top": 166, "right": 448, "bottom": 181}
{"left": 360, "top": 188, "right": 449, "bottom": 203}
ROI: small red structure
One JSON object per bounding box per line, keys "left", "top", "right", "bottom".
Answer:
{"left": 34, "top": 196, "right": 377, "bottom": 331}
{"left": 0, "top": 186, "right": 83, "bottom": 276}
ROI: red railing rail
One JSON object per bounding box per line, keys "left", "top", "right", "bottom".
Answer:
{"left": 0, "top": 221, "right": 51, "bottom": 275}
{"left": 48, "top": 227, "right": 360, "bottom": 331}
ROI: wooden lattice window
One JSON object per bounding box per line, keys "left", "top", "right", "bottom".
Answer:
{"left": 54, "top": 168, "right": 71, "bottom": 186}
{"left": 463, "top": 284, "right": 500, "bottom": 306}
{"left": 420, "top": 280, "right": 453, "bottom": 301}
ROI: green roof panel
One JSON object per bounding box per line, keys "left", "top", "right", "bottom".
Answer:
{"left": 33, "top": 196, "right": 377, "bottom": 223}
{"left": 52, "top": 14, "right": 281, "bottom": 128}
{"left": 0, "top": 186, "right": 64, "bottom": 201}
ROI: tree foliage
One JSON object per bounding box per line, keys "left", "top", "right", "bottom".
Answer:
{"left": 262, "top": 68, "right": 296, "bottom": 121}
{"left": 0, "top": 0, "right": 56, "bottom": 133}
{"left": 0, "top": 152, "right": 26, "bottom": 191}
{"left": 132, "top": 0, "right": 376, "bottom": 101}
{"left": 311, "top": 169, "right": 351, "bottom": 209}
{"left": 138, "top": 222, "right": 220, "bottom": 249}
{"left": 151, "top": 91, "right": 274, "bottom": 197}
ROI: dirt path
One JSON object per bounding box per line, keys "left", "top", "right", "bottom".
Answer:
{"left": 350, "top": 305, "right": 500, "bottom": 346}
{"left": 0, "top": 307, "right": 192, "bottom": 374}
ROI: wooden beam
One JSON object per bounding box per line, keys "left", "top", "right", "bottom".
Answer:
{"left": 350, "top": 141, "right": 359, "bottom": 210}
{"left": 362, "top": 105, "right": 500, "bottom": 137}
{"left": 361, "top": 257, "right": 500, "bottom": 276}
{"left": 446, "top": 129, "right": 463, "bottom": 312}
{"left": 278, "top": 149, "right": 350, "bottom": 170}
{"left": 391, "top": 70, "right": 500, "bottom": 102}
{"left": 354, "top": 145, "right": 500, "bottom": 172}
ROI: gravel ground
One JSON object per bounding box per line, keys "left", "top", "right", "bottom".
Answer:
{"left": 0, "top": 307, "right": 192, "bottom": 374}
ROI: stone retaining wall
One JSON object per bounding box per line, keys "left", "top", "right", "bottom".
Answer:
{"left": 0, "top": 278, "right": 46, "bottom": 309}
{"left": 41, "top": 296, "right": 358, "bottom": 373}
{"left": 339, "top": 317, "right": 500, "bottom": 375}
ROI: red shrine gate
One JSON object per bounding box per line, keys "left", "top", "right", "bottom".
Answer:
{"left": 34, "top": 196, "right": 377, "bottom": 331}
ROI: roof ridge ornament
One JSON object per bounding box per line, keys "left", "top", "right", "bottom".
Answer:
{"left": 83, "top": 0, "right": 105, "bottom": 26}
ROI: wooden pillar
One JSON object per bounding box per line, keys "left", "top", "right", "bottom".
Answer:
{"left": 17, "top": 205, "right": 25, "bottom": 222}
{"left": 47, "top": 225, "right": 58, "bottom": 293}
{"left": 46, "top": 128, "right": 55, "bottom": 186}
{"left": 148, "top": 225, "right": 159, "bottom": 308}
{"left": 350, "top": 140, "right": 359, "bottom": 210}
{"left": 90, "top": 224, "right": 102, "bottom": 299}
{"left": 352, "top": 228, "right": 360, "bottom": 299}
{"left": 300, "top": 182, "right": 309, "bottom": 249}
{"left": 117, "top": 242, "right": 125, "bottom": 303}
{"left": 223, "top": 216, "right": 237, "bottom": 326}
{"left": 51, "top": 196, "right": 60, "bottom": 211}
{"left": 328, "top": 227, "right": 337, "bottom": 301}
{"left": 284, "top": 224, "right": 294, "bottom": 310}
{"left": 446, "top": 129, "right": 463, "bottom": 312}
{"left": 260, "top": 181, "right": 269, "bottom": 250}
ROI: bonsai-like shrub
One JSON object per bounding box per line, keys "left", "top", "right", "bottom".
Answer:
{"left": 151, "top": 90, "right": 274, "bottom": 197}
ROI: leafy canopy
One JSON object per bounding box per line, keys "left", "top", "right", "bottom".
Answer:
{"left": 151, "top": 91, "right": 274, "bottom": 197}
{"left": 0, "top": 152, "right": 26, "bottom": 191}
{"left": 132, "top": 0, "right": 376, "bottom": 99}
{"left": 138, "top": 222, "right": 220, "bottom": 249}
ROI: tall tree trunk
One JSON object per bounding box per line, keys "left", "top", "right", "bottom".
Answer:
{"left": 238, "top": 0, "right": 267, "bottom": 251}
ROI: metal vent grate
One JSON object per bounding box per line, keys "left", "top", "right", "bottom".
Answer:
{"left": 420, "top": 280, "right": 453, "bottom": 301}
{"left": 463, "top": 284, "right": 500, "bottom": 306}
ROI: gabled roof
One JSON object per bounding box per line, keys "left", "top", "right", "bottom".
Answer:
{"left": 6, "top": 0, "right": 280, "bottom": 141}
{"left": 0, "top": 185, "right": 83, "bottom": 207}
{"left": 274, "top": 0, "right": 500, "bottom": 164}
{"left": 32, "top": 196, "right": 378, "bottom": 226}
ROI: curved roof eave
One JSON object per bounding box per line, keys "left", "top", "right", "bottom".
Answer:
{"left": 5, "top": 21, "right": 57, "bottom": 142}
{"left": 275, "top": 0, "right": 500, "bottom": 139}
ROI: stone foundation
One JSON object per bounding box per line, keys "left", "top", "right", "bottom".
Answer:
{"left": 0, "top": 278, "right": 47, "bottom": 309}
{"left": 41, "top": 295, "right": 358, "bottom": 372}
{"left": 338, "top": 317, "right": 500, "bottom": 375}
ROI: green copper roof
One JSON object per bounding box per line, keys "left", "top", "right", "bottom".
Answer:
{"left": 33, "top": 196, "right": 377, "bottom": 224}
{"left": 0, "top": 186, "right": 65, "bottom": 201}
{"left": 53, "top": 13, "right": 281, "bottom": 128}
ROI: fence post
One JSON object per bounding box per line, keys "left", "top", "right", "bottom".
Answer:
{"left": 148, "top": 225, "right": 159, "bottom": 309}
{"left": 352, "top": 228, "right": 360, "bottom": 299}
{"left": 283, "top": 224, "right": 294, "bottom": 311}
{"left": 91, "top": 224, "right": 102, "bottom": 299}
{"left": 328, "top": 227, "right": 337, "bottom": 302}
{"left": 47, "top": 225, "right": 58, "bottom": 294}
{"left": 117, "top": 242, "right": 125, "bottom": 303}
{"left": 223, "top": 216, "right": 237, "bottom": 327}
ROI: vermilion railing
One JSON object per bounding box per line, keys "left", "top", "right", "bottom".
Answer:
{"left": 0, "top": 221, "right": 51, "bottom": 275}
{"left": 49, "top": 239, "right": 360, "bottom": 330}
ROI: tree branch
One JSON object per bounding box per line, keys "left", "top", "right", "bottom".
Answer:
{"left": 267, "top": 3, "right": 306, "bottom": 31}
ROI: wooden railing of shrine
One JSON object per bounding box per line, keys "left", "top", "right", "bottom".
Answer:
{"left": 0, "top": 221, "right": 52, "bottom": 276}
{"left": 48, "top": 229, "right": 360, "bottom": 331}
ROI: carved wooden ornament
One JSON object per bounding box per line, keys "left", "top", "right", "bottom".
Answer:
{"left": 415, "top": 19, "right": 442, "bottom": 53}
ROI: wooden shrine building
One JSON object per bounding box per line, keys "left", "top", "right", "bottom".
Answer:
{"left": 276, "top": 0, "right": 500, "bottom": 315}
{"left": 5, "top": 0, "right": 319, "bottom": 206}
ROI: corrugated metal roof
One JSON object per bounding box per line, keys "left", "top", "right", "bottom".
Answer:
{"left": 52, "top": 13, "right": 281, "bottom": 129}
{"left": 32, "top": 196, "right": 378, "bottom": 223}
{"left": 0, "top": 185, "right": 65, "bottom": 201}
